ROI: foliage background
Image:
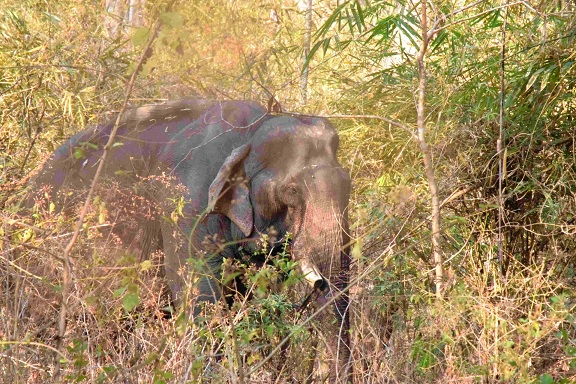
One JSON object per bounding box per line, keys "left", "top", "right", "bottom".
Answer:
{"left": 2, "top": 0, "right": 576, "bottom": 383}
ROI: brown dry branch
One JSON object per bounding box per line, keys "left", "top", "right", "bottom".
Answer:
{"left": 54, "top": 18, "right": 164, "bottom": 378}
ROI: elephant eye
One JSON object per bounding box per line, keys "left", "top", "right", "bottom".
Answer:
{"left": 286, "top": 185, "right": 298, "bottom": 195}
{"left": 281, "top": 184, "right": 300, "bottom": 206}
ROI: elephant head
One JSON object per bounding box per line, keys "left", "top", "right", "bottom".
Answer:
{"left": 206, "top": 115, "right": 352, "bottom": 380}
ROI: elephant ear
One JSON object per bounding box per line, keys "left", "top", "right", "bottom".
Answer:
{"left": 208, "top": 144, "right": 253, "bottom": 236}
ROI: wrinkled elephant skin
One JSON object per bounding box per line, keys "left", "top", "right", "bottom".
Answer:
{"left": 27, "top": 99, "right": 352, "bottom": 382}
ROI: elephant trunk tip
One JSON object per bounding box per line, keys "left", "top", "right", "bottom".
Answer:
{"left": 299, "top": 258, "right": 327, "bottom": 291}
{"left": 313, "top": 278, "right": 328, "bottom": 292}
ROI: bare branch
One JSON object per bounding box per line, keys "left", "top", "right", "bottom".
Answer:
{"left": 283, "top": 111, "right": 418, "bottom": 140}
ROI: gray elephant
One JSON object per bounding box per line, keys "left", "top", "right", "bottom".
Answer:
{"left": 27, "top": 99, "right": 352, "bottom": 381}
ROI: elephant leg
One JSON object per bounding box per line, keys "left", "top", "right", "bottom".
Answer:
{"left": 160, "top": 221, "right": 224, "bottom": 315}
{"left": 160, "top": 221, "right": 186, "bottom": 307}
{"left": 194, "top": 255, "right": 224, "bottom": 304}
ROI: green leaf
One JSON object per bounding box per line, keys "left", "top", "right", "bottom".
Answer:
{"left": 354, "top": 0, "right": 365, "bottom": 28}
{"left": 302, "top": 39, "right": 327, "bottom": 73}
{"left": 113, "top": 286, "right": 127, "bottom": 298}
{"left": 539, "top": 374, "right": 555, "bottom": 384}
{"left": 394, "top": 16, "right": 421, "bottom": 47}
{"left": 316, "top": 1, "right": 348, "bottom": 38}
{"left": 73, "top": 148, "right": 85, "bottom": 159}
{"left": 132, "top": 27, "right": 150, "bottom": 47}
{"left": 351, "top": 240, "right": 362, "bottom": 260}
{"left": 140, "top": 260, "right": 152, "bottom": 272}
{"left": 122, "top": 291, "right": 140, "bottom": 312}
{"left": 350, "top": 5, "right": 361, "bottom": 33}
{"left": 446, "top": 215, "right": 467, "bottom": 224}
{"left": 470, "top": 10, "right": 494, "bottom": 26}
{"left": 430, "top": 29, "right": 449, "bottom": 53}
{"left": 323, "top": 37, "right": 331, "bottom": 54}
{"left": 486, "top": 9, "right": 503, "bottom": 28}
{"left": 345, "top": 8, "right": 354, "bottom": 36}
{"left": 365, "top": 16, "right": 395, "bottom": 45}
{"left": 539, "top": 64, "right": 557, "bottom": 91}
{"left": 42, "top": 12, "right": 62, "bottom": 25}
{"left": 539, "top": 70, "right": 551, "bottom": 92}
{"left": 160, "top": 12, "right": 184, "bottom": 29}
{"left": 561, "top": 60, "right": 574, "bottom": 72}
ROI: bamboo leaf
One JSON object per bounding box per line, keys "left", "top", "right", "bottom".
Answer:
{"left": 350, "top": 4, "right": 362, "bottom": 34}
{"left": 316, "top": 1, "right": 349, "bottom": 38}
{"left": 365, "top": 16, "right": 395, "bottom": 45}
{"left": 486, "top": 9, "right": 503, "bottom": 28}
{"left": 322, "top": 36, "right": 331, "bottom": 54}
{"left": 430, "top": 29, "right": 448, "bottom": 53}
{"left": 539, "top": 69, "right": 551, "bottom": 92}
{"left": 302, "top": 38, "right": 326, "bottom": 73}
{"left": 395, "top": 16, "right": 421, "bottom": 47}
{"left": 345, "top": 8, "right": 354, "bottom": 36}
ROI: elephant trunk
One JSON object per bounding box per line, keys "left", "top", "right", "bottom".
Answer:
{"left": 291, "top": 197, "right": 344, "bottom": 289}
{"left": 291, "top": 197, "right": 352, "bottom": 382}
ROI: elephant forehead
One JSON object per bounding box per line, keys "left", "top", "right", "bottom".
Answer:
{"left": 301, "top": 164, "right": 351, "bottom": 194}
{"left": 257, "top": 116, "right": 336, "bottom": 141}
{"left": 250, "top": 117, "right": 338, "bottom": 165}
{"left": 301, "top": 123, "right": 333, "bottom": 138}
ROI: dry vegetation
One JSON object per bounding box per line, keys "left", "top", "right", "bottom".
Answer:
{"left": 2, "top": 0, "right": 576, "bottom": 383}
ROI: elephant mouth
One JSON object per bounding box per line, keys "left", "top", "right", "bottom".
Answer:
{"left": 299, "top": 259, "right": 327, "bottom": 291}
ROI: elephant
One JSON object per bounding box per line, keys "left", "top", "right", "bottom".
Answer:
{"left": 26, "top": 99, "right": 352, "bottom": 382}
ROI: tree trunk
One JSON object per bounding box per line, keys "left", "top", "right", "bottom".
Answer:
{"left": 416, "top": 1, "right": 443, "bottom": 299}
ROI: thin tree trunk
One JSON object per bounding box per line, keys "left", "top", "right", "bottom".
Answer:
{"left": 300, "top": 0, "right": 312, "bottom": 106}
{"left": 416, "top": 1, "right": 443, "bottom": 299}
